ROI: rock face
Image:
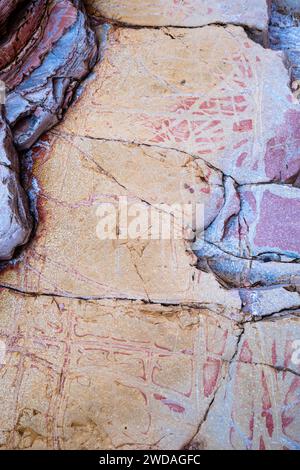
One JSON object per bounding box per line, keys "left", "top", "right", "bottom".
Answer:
{"left": 2, "top": 0, "right": 97, "bottom": 151}
{"left": 0, "top": 290, "right": 240, "bottom": 449}
{"left": 86, "top": 0, "right": 269, "bottom": 31}
{"left": 35, "top": 25, "right": 300, "bottom": 297}
{"left": 275, "top": 0, "right": 300, "bottom": 14}
{"left": 194, "top": 182, "right": 300, "bottom": 289}
{"left": 0, "top": 1, "right": 25, "bottom": 32}
{"left": 188, "top": 317, "right": 300, "bottom": 450}
{"left": 0, "top": 0, "right": 300, "bottom": 451}
{"left": 0, "top": 291, "right": 299, "bottom": 450}
{"left": 0, "top": 0, "right": 97, "bottom": 261}
{"left": 60, "top": 26, "right": 300, "bottom": 186}
{"left": 0, "top": 129, "right": 241, "bottom": 315}
{"left": 270, "top": 1, "right": 300, "bottom": 81}
{"left": 0, "top": 109, "right": 32, "bottom": 260}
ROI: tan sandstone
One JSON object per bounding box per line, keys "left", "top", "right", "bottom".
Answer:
{"left": 0, "top": 289, "right": 240, "bottom": 449}
{"left": 86, "top": 0, "right": 269, "bottom": 31}
{"left": 0, "top": 12, "right": 300, "bottom": 451}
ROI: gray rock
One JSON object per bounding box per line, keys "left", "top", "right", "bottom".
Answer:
{"left": 0, "top": 109, "right": 32, "bottom": 260}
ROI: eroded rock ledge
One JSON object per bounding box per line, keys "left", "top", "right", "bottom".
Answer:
{"left": 0, "top": 0, "right": 97, "bottom": 261}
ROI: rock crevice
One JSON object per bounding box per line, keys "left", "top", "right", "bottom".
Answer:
{"left": 0, "top": 0, "right": 98, "bottom": 261}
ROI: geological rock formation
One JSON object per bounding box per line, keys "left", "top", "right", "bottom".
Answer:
{"left": 85, "top": 0, "right": 269, "bottom": 31}
{"left": 275, "top": 0, "right": 300, "bottom": 14}
{"left": 0, "top": 0, "right": 300, "bottom": 451}
{"left": 21, "top": 24, "right": 299, "bottom": 303}
{"left": 194, "top": 182, "right": 300, "bottom": 289}
{"left": 0, "top": 0, "right": 97, "bottom": 261}
{"left": 270, "top": 1, "right": 300, "bottom": 80}
{"left": 0, "top": 109, "right": 31, "bottom": 260}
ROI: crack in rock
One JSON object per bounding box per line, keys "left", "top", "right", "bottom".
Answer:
{"left": 0, "top": 0, "right": 98, "bottom": 261}
{"left": 84, "top": 0, "right": 270, "bottom": 34}
{"left": 184, "top": 325, "right": 244, "bottom": 449}
{"left": 2, "top": 2, "right": 300, "bottom": 320}
{"left": 191, "top": 2, "right": 300, "bottom": 313}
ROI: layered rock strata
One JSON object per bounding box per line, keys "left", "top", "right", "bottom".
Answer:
{"left": 0, "top": 0, "right": 97, "bottom": 261}
{"left": 269, "top": 1, "right": 300, "bottom": 81}
{"left": 0, "top": 109, "right": 31, "bottom": 260}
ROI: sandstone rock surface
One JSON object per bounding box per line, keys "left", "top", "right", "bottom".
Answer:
{"left": 188, "top": 317, "right": 300, "bottom": 450}
{"left": 0, "top": 0, "right": 300, "bottom": 452}
{"left": 194, "top": 182, "right": 300, "bottom": 289}
{"left": 0, "top": 289, "right": 299, "bottom": 450}
{"left": 0, "top": 289, "right": 240, "bottom": 449}
{"left": 61, "top": 26, "right": 300, "bottom": 186}
{"left": 42, "top": 25, "right": 300, "bottom": 296}
{"left": 0, "top": 129, "right": 241, "bottom": 315}
{"left": 1, "top": 20, "right": 299, "bottom": 320}
{"left": 86, "top": 0, "right": 269, "bottom": 31}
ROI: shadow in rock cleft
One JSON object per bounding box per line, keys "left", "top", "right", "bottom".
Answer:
{"left": 0, "top": 0, "right": 98, "bottom": 263}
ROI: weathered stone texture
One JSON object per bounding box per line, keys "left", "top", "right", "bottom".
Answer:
{"left": 194, "top": 182, "right": 300, "bottom": 289}
{"left": 275, "top": 0, "right": 300, "bottom": 14}
{"left": 0, "top": 0, "right": 97, "bottom": 261}
{"left": 61, "top": 26, "right": 300, "bottom": 185}
{"left": 270, "top": 1, "right": 300, "bottom": 81}
{"left": 27, "top": 25, "right": 300, "bottom": 298}
{"left": 1, "top": 23, "right": 299, "bottom": 313}
{"left": 0, "top": 1, "right": 300, "bottom": 452}
{"left": 85, "top": 0, "right": 269, "bottom": 31}
{"left": 0, "top": 131, "right": 241, "bottom": 316}
{"left": 1, "top": 289, "right": 299, "bottom": 450}
{"left": 0, "top": 110, "right": 32, "bottom": 261}
{"left": 0, "top": 289, "right": 239, "bottom": 449}
{"left": 188, "top": 317, "right": 300, "bottom": 450}
{"left": 1, "top": 0, "right": 97, "bottom": 151}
